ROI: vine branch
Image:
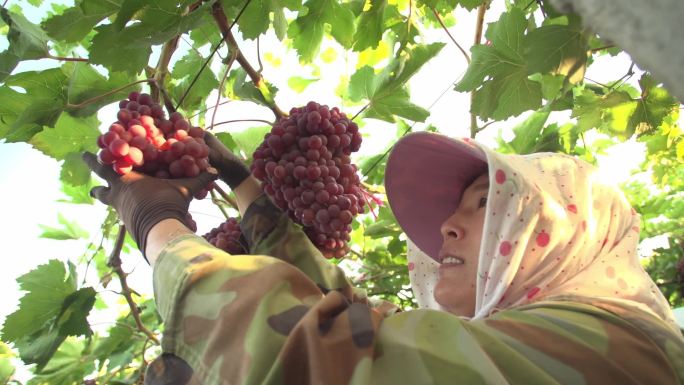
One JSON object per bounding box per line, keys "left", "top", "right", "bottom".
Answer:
{"left": 108, "top": 225, "right": 159, "bottom": 345}
{"left": 66, "top": 79, "right": 155, "bottom": 109}
{"left": 211, "top": 49, "right": 238, "bottom": 131}
{"left": 46, "top": 54, "right": 89, "bottom": 62}
{"left": 151, "top": 36, "right": 180, "bottom": 106}
{"left": 211, "top": 2, "right": 286, "bottom": 120}
{"left": 470, "top": 1, "right": 489, "bottom": 138}
{"left": 212, "top": 184, "right": 239, "bottom": 210}
{"left": 351, "top": 104, "right": 369, "bottom": 121}
{"left": 431, "top": 7, "right": 470, "bottom": 64}
{"left": 210, "top": 189, "right": 230, "bottom": 219}
{"left": 176, "top": 0, "right": 253, "bottom": 111}
{"left": 207, "top": 118, "right": 274, "bottom": 128}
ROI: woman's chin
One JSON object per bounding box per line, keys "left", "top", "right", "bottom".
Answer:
{"left": 433, "top": 280, "right": 475, "bottom": 317}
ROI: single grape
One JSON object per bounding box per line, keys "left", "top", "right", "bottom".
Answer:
{"left": 109, "top": 139, "right": 130, "bottom": 158}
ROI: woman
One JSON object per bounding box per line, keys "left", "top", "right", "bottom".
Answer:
{"left": 83, "top": 131, "right": 684, "bottom": 385}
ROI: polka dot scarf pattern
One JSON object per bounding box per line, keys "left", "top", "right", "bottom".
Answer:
{"left": 406, "top": 138, "right": 677, "bottom": 332}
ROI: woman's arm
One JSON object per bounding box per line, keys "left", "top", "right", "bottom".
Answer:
{"left": 152, "top": 236, "right": 681, "bottom": 385}
{"left": 144, "top": 175, "right": 263, "bottom": 265}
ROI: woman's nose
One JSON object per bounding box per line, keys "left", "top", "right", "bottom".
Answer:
{"left": 440, "top": 213, "right": 464, "bottom": 240}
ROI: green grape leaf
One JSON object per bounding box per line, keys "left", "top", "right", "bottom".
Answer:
{"left": 524, "top": 22, "right": 587, "bottom": 83}
{"left": 39, "top": 213, "right": 90, "bottom": 240}
{"left": 214, "top": 132, "right": 239, "bottom": 154}
{"left": 15, "top": 327, "right": 64, "bottom": 371}
{"left": 30, "top": 113, "right": 101, "bottom": 160}
{"left": 224, "top": 68, "right": 278, "bottom": 110}
{"left": 288, "top": 0, "right": 356, "bottom": 62}
{"left": 90, "top": 1, "right": 211, "bottom": 74}
{"left": 0, "top": 8, "right": 50, "bottom": 81}
{"left": 629, "top": 74, "right": 679, "bottom": 135}
{"left": 41, "top": 0, "right": 121, "bottom": 43}
{"left": 0, "top": 342, "right": 14, "bottom": 384}
{"left": 352, "top": 0, "right": 387, "bottom": 51}
{"left": 60, "top": 152, "right": 91, "bottom": 188}
{"left": 229, "top": 126, "right": 272, "bottom": 162}
{"left": 26, "top": 338, "right": 93, "bottom": 382}
{"left": 498, "top": 109, "right": 550, "bottom": 154}
{"left": 456, "top": 8, "right": 542, "bottom": 120}
{"left": 93, "top": 322, "right": 135, "bottom": 364}
{"left": 348, "top": 65, "right": 383, "bottom": 102}
{"left": 379, "top": 43, "right": 445, "bottom": 92}
{"left": 288, "top": 76, "right": 318, "bottom": 93}
{"left": 55, "top": 287, "right": 97, "bottom": 337}
{"left": 349, "top": 43, "right": 444, "bottom": 122}
{"left": 572, "top": 88, "right": 638, "bottom": 139}
{"left": 365, "top": 219, "right": 401, "bottom": 238}
{"left": 0, "top": 86, "right": 34, "bottom": 142}
{"left": 89, "top": 24, "right": 151, "bottom": 74}
{"left": 63, "top": 62, "right": 138, "bottom": 117}
{"left": 238, "top": 0, "right": 273, "bottom": 39}
{"left": 363, "top": 88, "right": 430, "bottom": 122}
{"left": 418, "top": 0, "right": 483, "bottom": 12}
{"left": 1, "top": 260, "right": 78, "bottom": 342}
{"left": 189, "top": 13, "right": 222, "bottom": 46}
{"left": 170, "top": 52, "right": 219, "bottom": 113}
{"left": 112, "top": 0, "right": 147, "bottom": 30}
{"left": 3, "top": 259, "right": 94, "bottom": 370}
{"left": 273, "top": 7, "right": 288, "bottom": 40}
{"left": 59, "top": 179, "right": 96, "bottom": 205}
{"left": 2, "top": 68, "right": 69, "bottom": 142}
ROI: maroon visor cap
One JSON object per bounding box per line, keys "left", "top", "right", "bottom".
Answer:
{"left": 385, "top": 132, "right": 488, "bottom": 261}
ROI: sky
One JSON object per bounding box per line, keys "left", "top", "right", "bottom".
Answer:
{"left": 1, "top": 0, "right": 681, "bottom": 379}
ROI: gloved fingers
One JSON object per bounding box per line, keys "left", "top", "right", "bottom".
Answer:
{"left": 203, "top": 131, "right": 221, "bottom": 149}
{"left": 175, "top": 168, "right": 219, "bottom": 199}
{"left": 82, "top": 152, "right": 118, "bottom": 182}
{"left": 89, "top": 186, "right": 112, "bottom": 205}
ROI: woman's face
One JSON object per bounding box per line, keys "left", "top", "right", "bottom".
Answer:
{"left": 434, "top": 173, "right": 488, "bottom": 317}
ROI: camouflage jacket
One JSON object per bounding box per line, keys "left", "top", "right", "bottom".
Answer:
{"left": 146, "top": 195, "right": 684, "bottom": 385}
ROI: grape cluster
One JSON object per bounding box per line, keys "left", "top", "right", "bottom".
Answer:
{"left": 251, "top": 101, "right": 365, "bottom": 258}
{"left": 203, "top": 218, "right": 247, "bottom": 255}
{"left": 95, "top": 92, "right": 211, "bottom": 199}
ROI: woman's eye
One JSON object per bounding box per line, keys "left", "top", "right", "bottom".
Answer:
{"left": 478, "top": 197, "right": 487, "bottom": 208}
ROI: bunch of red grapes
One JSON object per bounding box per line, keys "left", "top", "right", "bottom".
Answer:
{"left": 95, "top": 92, "right": 211, "bottom": 198}
{"left": 203, "top": 218, "right": 247, "bottom": 255}
{"left": 251, "top": 101, "right": 365, "bottom": 258}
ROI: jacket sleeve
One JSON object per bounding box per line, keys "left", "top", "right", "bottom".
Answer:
{"left": 238, "top": 193, "right": 358, "bottom": 298}
{"left": 152, "top": 234, "right": 683, "bottom": 385}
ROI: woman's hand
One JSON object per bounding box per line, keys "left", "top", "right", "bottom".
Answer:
{"left": 83, "top": 151, "right": 217, "bottom": 260}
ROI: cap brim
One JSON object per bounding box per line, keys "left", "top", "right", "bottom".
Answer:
{"left": 385, "top": 132, "right": 488, "bottom": 260}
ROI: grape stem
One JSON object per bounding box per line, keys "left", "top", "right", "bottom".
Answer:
{"left": 207, "top": 119, "right": 274, "bottom": 128}
{"left": 66, "top": 79, "right": 156, "bottom": 109}
{"left": 46, "top": 53, "right": 89, "bottom": 62}
{"left": 431, "top": 7, "right": 470, "bottom": 64}
{"left": 189, "top": 100, "right": 233, "bottom": 119}
{"left": 211, "top": 2, "right": 286, "bottom": 120}
{"left": 151, "top": 36, "right": 180, "bottom": 107}
{"left": 211, "top": 50, "right": 238, "bottom": 132}
{"left": 351, "top": 104, "right": 369, "bottom": 121}
{"left": 212, "top": 184, "right": 239, "bottom": 210}
{"left": 175, "top": 0, "right": 252, "bottom": 111}
{"left": 108, "top": 224, "right": 160, "bottom": 345}
{"left": 210, "top": 189, "right": 231, "bottom": 219}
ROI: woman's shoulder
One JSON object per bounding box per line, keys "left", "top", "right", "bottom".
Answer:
{"left": 494, "top": 298, "right": 684, "bottom": 382}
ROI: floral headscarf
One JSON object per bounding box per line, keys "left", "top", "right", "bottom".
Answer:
{"left": 406, "top": 138, "right": 678, "bottom": 333}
